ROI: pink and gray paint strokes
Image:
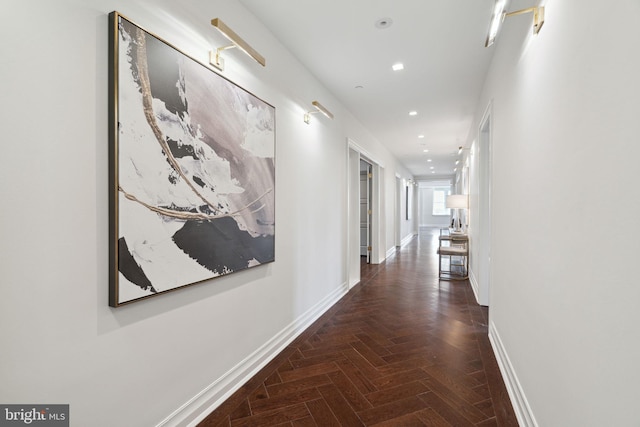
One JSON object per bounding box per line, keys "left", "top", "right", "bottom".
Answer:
{"left": 112, "top": 14, "right": 275, "bottom": 305}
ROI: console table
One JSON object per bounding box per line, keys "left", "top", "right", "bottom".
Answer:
{"left": 437, "top": 228, "right": 468, "bottom": 280}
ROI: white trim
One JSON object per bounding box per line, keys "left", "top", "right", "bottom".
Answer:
{"left": 468, "top": 268, "right": 481, "bottom": 305}
{"left": 395, "top": 176, "right": 402, "bottom": 248}
{"left": 157, "top": 282, "right": 349, "bottom": 427}
{"left": 370, "top": 163, "right": 382, "bottom": 264}
{"left": 347, "top": 138, "right": 384, "bottom": 168}
{"left": 347, "top": 144, "right": 360, "bottom": 288}
{"left": 488, "top": 322, "right": 538, "bottom": 427}
{"left": 347, "top": 138, "right": 384, "bottom": 269}
{"left": 344, "top": 136, "right": 352, "bottom": 290}
{"left": 400, "top": 233, "right": 415, "bottom": 248}
{"left": 349, "top": 276, "right": 360, "bottom": 289}
{"left": 386, "top": 246, "right": 396, "bottom": 259}
{"left": 476, "top": 101, "right": 493, "bottom": 307}
{"left": 385, "top": 233, "right": 414, "bottom": 259}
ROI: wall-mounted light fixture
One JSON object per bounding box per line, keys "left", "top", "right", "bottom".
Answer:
{"left": 458, "top": 146, "right": 469, "bottom": 155}
{"left": 210, "top": 18, "right": 266, "bottom": 71}
{"left": 304, "top": 101, "right": 334, "bottom": 124}
{"left": 485, "top": 1, "right": 545, "bottom": 47}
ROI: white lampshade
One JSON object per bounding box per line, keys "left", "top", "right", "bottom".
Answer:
{"left": 446, "top": 194, "right": 468, "bottom": 209}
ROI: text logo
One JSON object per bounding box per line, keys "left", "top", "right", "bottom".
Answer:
{"left": 0, "top": 405, "right": 68, "bottom": 427}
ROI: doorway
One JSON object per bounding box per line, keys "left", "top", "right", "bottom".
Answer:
{"left": 347, "top": 139, "right": 382, "bottom": 289}
{"left": 474, "top": 106, "right": 492, "bottom": 306}
{"left": 395, "top": 175, "right": 402, "bottom": 248}
{"left": 360, "top": 160, "right": 373, "bottom": 264}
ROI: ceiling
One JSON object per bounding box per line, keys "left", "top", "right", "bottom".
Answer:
{"left": 239, "top": 0, "right": 503, "bottom": 178}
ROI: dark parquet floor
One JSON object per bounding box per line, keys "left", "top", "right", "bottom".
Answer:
{"left": 199, "top": 228, "right": 518, "bottom": 426}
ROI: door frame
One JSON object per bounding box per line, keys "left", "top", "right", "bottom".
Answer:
{"left": 471, "top": 102, "right": 493, "bottom": 306}
{"left": 395, "top": 174, "right": 402, "bottom": 248}
{"left": 359, "top": 159, "right": 373, "bottom": 263}
{"left": 347, "top": 138, "right": 383, "bottom": 288}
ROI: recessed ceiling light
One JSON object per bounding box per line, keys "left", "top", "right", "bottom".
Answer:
{"left": 392, "top": 63, "right": 404, "bottom": 71}
{"left": 454, "top": 168, "right": 458, "bottom": 172}
{"left": 418, "top": 135, "right": 425, "bottom": 139}
{"left": 423, "top": 149, "right": 429, "bottom": 153}
{"left": 430, "top": 166, "right": 434, "bottom": 170}
{"left": 427, "top": 159, "right": 432, "bottom": 162}
{"left": 431, "top": 171, "right": 436, "bottom": 174}
{"left": 375, "top": 17, "right": 393, "bottom": 29}
{"left": 455, "top": 160, "right": 460, "bottom": 165}
{"left": 409, "top": 111, "right": 418, "bottom": 116}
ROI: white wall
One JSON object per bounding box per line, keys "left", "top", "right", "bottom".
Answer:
{"left": 464, "top": 0, "right": 640, "bottom": 425}
{"left": 418, "top": 180, "right": 452, "bottom": 228}
{"left": 0, "top": 1, "right": 414, "bottom": 426}
{"left": 399, "top": 181, "right": 418, "bottom": 240}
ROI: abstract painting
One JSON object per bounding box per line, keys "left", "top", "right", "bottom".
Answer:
{"left": 108, "top": 12, "right": 275, "bottom": 306}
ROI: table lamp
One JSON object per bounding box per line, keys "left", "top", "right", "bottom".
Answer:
{"left": 446, "top": 194, "right": 468, "bottom": 232}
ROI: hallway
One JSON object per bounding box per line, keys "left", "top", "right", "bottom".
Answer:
{"left": 200, "top": 228, "right": 518, "bottom": 426}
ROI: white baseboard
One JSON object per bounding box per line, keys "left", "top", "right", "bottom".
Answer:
{"left": 156, "top": 282, "right": 349, "bottom": 427}
{"left": 387, "top": 234, "right": 415, "bottom": 259}
{"left": 488, "top": 322, "right": 538, "bottom": 427}
{"left": 400, "top": 233, "right": 415, "bottom": 248}
{"left": 386, "top": 246, "right": 396, "bottom": 259}
{"left": 468, "top": 268, "right": 480, "bottom": 304}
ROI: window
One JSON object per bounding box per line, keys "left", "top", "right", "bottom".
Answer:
{"left": 432, "top": 188, "right": 450, "bottom": 215}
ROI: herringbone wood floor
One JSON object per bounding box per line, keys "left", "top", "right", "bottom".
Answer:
{"left": 199, "top": 229, "right": 518, "bottom": 426}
